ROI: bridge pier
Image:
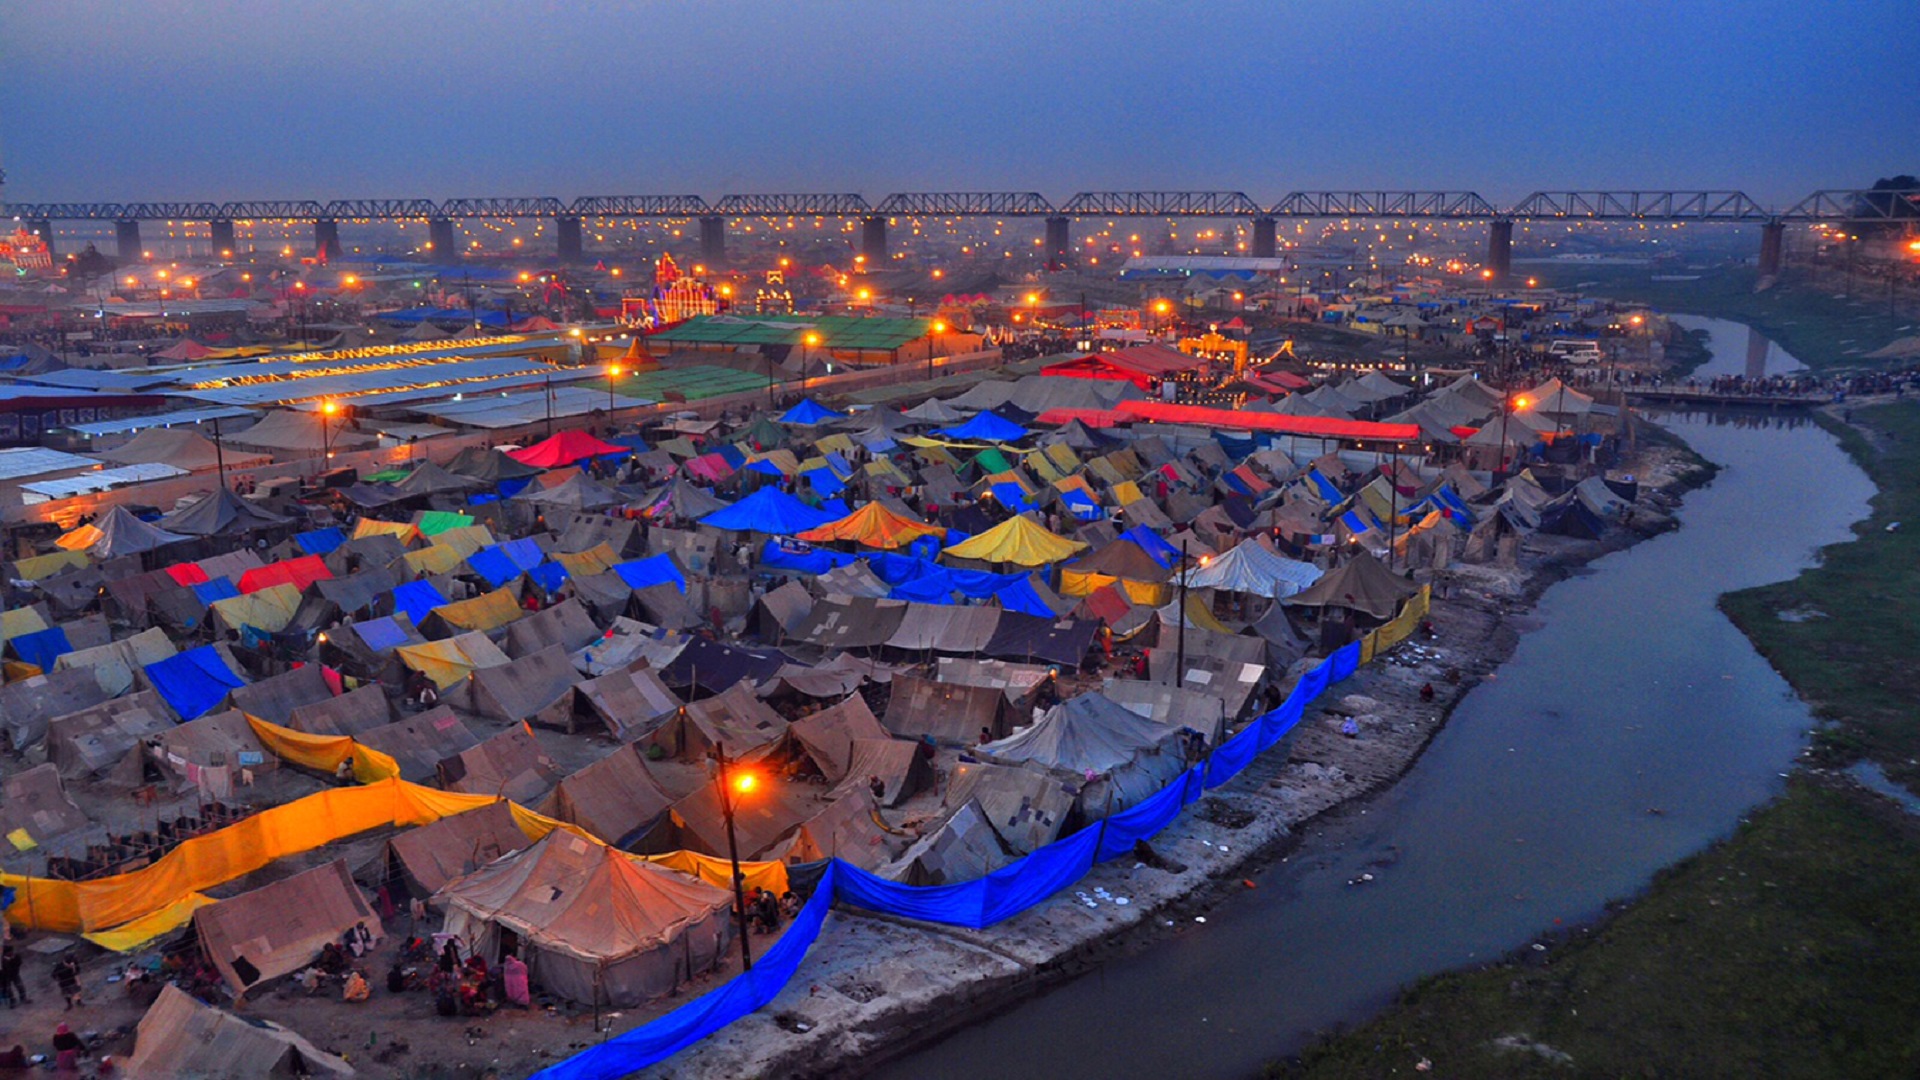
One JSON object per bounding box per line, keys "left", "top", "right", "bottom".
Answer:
{"left": 861, "top": 216, "right": 888, "bottom": 265}
{"left": 27, "top": 220, "right": 54, "bottom": 258}
{"left": 1251, "top": 216, "right": 1277, "bottom": 259}
{"left": 209, "top": 220, "right": 236, "bottom": 258}
{"left": 1487, "top": 219, "right": 1514, "bottom": 284}
{"left": 314, "top": 219, "right": 342, "bottom": 262}
{"left": 556, "top": 216, "right": 584, "bottom": 263}
{"left": 1758, "top": 220, "right": 1785, "bottom": 277}
{"left": 428, "top": 218, "right": 456, "bottom": 259}
{"left": 700, "top": 216, "right": 726, "bottom": 265}
{"left": 115, "top": 220, "right": 143, "bottom": 262}
{"left": 1045, "top": 216, "right": 1071, "bottom": 270}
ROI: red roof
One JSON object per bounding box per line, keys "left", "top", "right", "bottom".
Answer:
{"left": 1116, "top": 400, "right": 1421, "bottom": 442}
{"left": 1043, "top": 343, "right": 1204, "bottom": 388}
{"left": 506, "top": 429, "right": 628, "bottom": 469}
{"left": 1036, "top": 407, "right": 1130, "bottom": 427}
{"left": 238, "top": 554, "right": 333, "bottom": 594}
{"left": 166, "top": 563, "right": 210, "bottom": 587}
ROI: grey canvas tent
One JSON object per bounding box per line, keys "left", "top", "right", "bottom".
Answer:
{"left": 285, "top": 683, "right": 392, "bottom": 737}
{"left": 788, "top": 693, "right": 890, "bottom": 784}
{"left": 943, "top": 760, "right": 1075, "bottom": 854}
{"left": 505, "top": 597, "right": 602, "bottom": 658}
{"left": 354, "top": 706, "right": 481, "bottom": 782}
{"left": 885, "top": 799, "right": 1011, "bottom": 885}
{"left": 384, "top": 801, "right": 530, "bottom": 897}
{"left": 884, "top": 673, "right": 1013, "bottom": 745}
{"left": 154, "top": 709, "right": 277, "bottom": 797}
{"left": 1282, "top": 549, "right": 1420, "bottom": 620}
{"left": 980, "top": 692, "right": 1188, "bottom": 815}
{"left": 1, "top": 666, "right": 115, "bottom": 751}
{"left": 470, "top": 645, "right": 578, "bottom": 728}
{"left": 46, "top": 689, "right": 175, "bottom": 780}
{"left": 649, "top": 681, "right": 790, "bottom": 761}
{"left": 537, "top": 743, "right": 677, "bottom": 849}
{"left": 156, "top": 486, "right": 292, "bottom": 537}
{"left": 436, "top": 830, "right": 733, "bottom": 1008}
{"left": 436, "top": 724, "right": 565, "bottom": 805}
{"left": 665, "top": 773, "right": 821, "bottom": 859}
{"left": 774, "top": 790, "right": 903, "bottom": 872}
{"left": 193, "top": 859, "right": 379, "bottom": 996}
{"left": 0, "top": 763, "right": 90, "bottom": 848}
{"left": 127, "top": 985, "right": 353, "bottom": 1078}
{"left": 228, "top": 663, "right": 334, "bottom": 728}
{"left": 572, "top": 664, "right": 683, "bottom": 739}
{"left": 830, "top": 736, "right": 932, "bottom": 808}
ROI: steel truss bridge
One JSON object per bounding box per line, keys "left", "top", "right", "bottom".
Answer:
{"left": 6, "top": 188, "right": 1913, "bottom": 277}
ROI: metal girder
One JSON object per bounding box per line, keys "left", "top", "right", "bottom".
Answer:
{"left": 437, "top": 197, "right": 567, "bottom": 218}
{"left": 1268, "top": 191, "right": 1498, "bottom": 218}
{"left": 0, "top": 203, "right": 126, "bottom": 220}
{"left": 1780, "top": 188, "right": 1920, "bottom": 223}
{"left": 1507, "top": 191, "right": 1770, "bottom": 221}
{"left": 710, "top": 193, "right": 872, "bottom": 216}
{"left": 1060, "top": 191, "right": 1264, "bottom": 216}
{"left": 568, "top": 195, "right": 712, "bottom": 217}
{"left": 321, "top": 199, "right": 441, "bottom": 220}
{"left": 117, "top": 202, "right": 225, "bottom": 221}
{"left": 873, "top": 192, "right": 1056, "bottom": 216}
{"left": 217, "top": 200, "right": 328, "bottom": 221}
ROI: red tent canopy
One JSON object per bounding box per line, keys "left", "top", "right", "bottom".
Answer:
{"left": 1041, "top": 344, "right": 1203, "bottom": 389}
{"left": 1035, "top": 407, "right": 1130, "bottom": 427}
{"left": 1116, "top": 400, "right": 1421, "bottom": 443}
{"left": 238, "top": 554, "right": 333, "bottom": 594}
{"left": 507, "top": 429, "right": 628, "bottom": 469}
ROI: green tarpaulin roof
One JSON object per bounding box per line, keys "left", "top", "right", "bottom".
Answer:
{"left": 649, "top": 315, "right": 933, "bottom": 352}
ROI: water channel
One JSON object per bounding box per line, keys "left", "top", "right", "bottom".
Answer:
{"left": 875, "top": 326, "right": 1873, "bottom": 1079}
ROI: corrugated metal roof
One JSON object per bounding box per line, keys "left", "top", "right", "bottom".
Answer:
{"left": 64, "top": 407, "right": 259, "bottom": 437}
{"left": 0, "top": 446, "right": 100, "bottom": 481}
{"left": 170, "top": 357, "right": 569, "bottom": 407}
{"left": 20, "top": 462, "right": 189, "bottom": 501}
{"left": 413, "top": 386, "right": 655, "bottom": 429}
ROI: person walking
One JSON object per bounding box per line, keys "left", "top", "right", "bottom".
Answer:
{"left": 0, "top": 944, "right": 27, "bottom": 1007}
{"left": 53, "top": 955, "right": 82, "bottom": 1010}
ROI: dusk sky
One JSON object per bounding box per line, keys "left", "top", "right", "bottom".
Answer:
{"left": 3, "top": 0, "right": 1912, "bottom": 207}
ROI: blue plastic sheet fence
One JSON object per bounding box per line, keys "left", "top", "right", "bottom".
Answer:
{"left": 536, "top": 640, "right": 1362, "bottom": 1078}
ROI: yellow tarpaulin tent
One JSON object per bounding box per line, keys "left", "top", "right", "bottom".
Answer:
{"left": 796, "top": 501, "right": 948, "bottom": 550}
{"left": 943, "top": 514, "right": 1087, "bottom": 567}
{"left": 554, "top": 542, "right": 619, "bottom": 578}
{"left": 394, "top": 635, "right": 505, "bottom": 689}
{"left": 429, "top": 524, "right": 496, "bottom": 560}
{"left": 81, "top": 892, "right": 216, "bottom": 952}
{"left": 1111, "top": 480, "right": 1144, "bottom": 506}
{"left": 1, "top": 606, "right": 50, "bottom": 642}
{"left": 246, "top": 715, "right": 402, "bottom": 784}
{"left": 209, "top": 583, "right": 302, "bottom": 634}
{"left": 1059, "top": 568, "right": 1170, "bottom": 607}
{"left": 401, "top": 544, "right": 466, "bottom": 577}
{"left": 54, "top": 523, "right": 102, "bottom": 553}
{"left": 429, "top": 587, "right": 522, "bottom": 633}
{"left": 352, "top": 518, "right": 419, "bottom": 545}
{"left": 12, "top": 550, "right": 89, "bottom": 581}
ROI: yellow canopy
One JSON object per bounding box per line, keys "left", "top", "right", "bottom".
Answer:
{"left": 13, "top": 550, "right": 89, "bottom": 581}
{"left": 429, "top": 524, "right": 496, "bottom": 560}
{"left": 209, "top": 583, "right": 302, "bottom": 634}
{"left": 1111, "top": 480, "right": 1144, "bottom": 505}
{"left": 429, "top": 587, "right": 522, "bottom": 632}
{"left": 81, "top": 892, "right": 217, "bottom": 952}
{"left": 246, "top": 715, "right": 401, "bottom": 784}
{"left": 1024, "top": 450, "right": 1064, "bottom": 484}
{"left": 745, "top": 449, "right": 800, "bottom": 476}
{"left": 352, "top": 518, "right": 419, "bottom": 545}
{"left": 401, "top": 544, "right": 466, "bottom": 577}
{"left": 394, "top": 636, "right": 502, "bottom": 688}
{"left": 1, "top": 606, "right": 50, "bottom": 642}
{"left": 554, "top": 542, "right": 618, "bottom": 578}
{"left": 943, "top": 514, "right": 1087, "bottom": 566}
{"left": 797, "top": 501, "right": 948, "bottom": 550}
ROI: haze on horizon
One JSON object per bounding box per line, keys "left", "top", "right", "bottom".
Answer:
{"left": 2, "top": 0, "right": 1912, "bottom": 207}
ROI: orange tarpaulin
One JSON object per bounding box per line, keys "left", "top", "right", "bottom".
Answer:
{"left": 0, "top": 776, "right": 787, "bottom": 943}
{"left": 796, "top": 501, "right": 948, "bottom": 550}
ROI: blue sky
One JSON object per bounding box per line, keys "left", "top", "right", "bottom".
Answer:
{"left": 2, "top": 0, "right": 1912, "bottom": 207}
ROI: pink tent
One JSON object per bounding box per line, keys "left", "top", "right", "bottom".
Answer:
{"left": 507, "top": 429, "right": 627, "bottom": 469}
{"left": 156, "top": 339, "right": 214, "bottom": 361}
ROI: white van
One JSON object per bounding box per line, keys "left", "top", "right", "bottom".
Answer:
{"left": 1547, "top": 339, "right": 1603, "bottom": 363}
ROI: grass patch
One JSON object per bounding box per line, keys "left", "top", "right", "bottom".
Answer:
{"left": 1274, "top": 781, "right": 1920, "bottom": 1080}
{"left": 1720, "top": 402, "right": 1920, "bottom": 789}
{"left": 1533, "top": 264, "right": 1910, "bottom": 375}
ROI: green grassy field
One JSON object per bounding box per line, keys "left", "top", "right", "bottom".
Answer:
{"left": 1532, "top": 264, "right": 1912, "bottom": 374}
{"left": 1275, "top": 281, "right": 1920, "bottom": 1078}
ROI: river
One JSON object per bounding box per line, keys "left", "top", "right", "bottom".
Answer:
{"left": 874, "top": 329, "right": 1873, "bottom": 1080}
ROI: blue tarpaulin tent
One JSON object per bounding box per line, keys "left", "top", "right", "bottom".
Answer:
{"left": 527, "top": 562, "right": 569, "bottom": 595}
{"left": 295, "top": 527, "right": 347, "bottom": 556}
{"left": 1119, "top": 526, "right": 1178, "bottom": 567}
{"left": 778, "top": 399, "right": 846, "bottom": 425}
{"left": 889, "top": 572, "right": 958, "bottom": 604}
{"left": 613, "top": 553, "right": 688, "bottom": 593}
{"left": 938, "top": 412, "right": 1029, "bottom": 443}
{"left": 391, "top": 580, "right": 449, "bottom": 626}
{"left": 993, "top": 574, "right": 1063, "bottom": 617}
{"left": 10, "top": 626, "right": 72, "bottom": 672}
{"left": 191, "top": 578, "right": 241, "bottom": 605}
{"left": 699, "top": 487, "right": 837, "bottom": 534}
{"left": 465, "top": 548, "right": 526, "bottom": 589}
{"left": 145, "top": 646, "right": 247, "bottom": 720}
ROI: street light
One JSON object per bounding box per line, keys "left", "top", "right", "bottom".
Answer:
{"left": 1175, "top": 541, "right": 1211, "bottom": 688}
{"left": 928, "top": 320, "right": 947, "bottom": 381}
{"left": 320, "top": 400, "right": 339, "bottom": 463}
{"left": 606, "top": 365, "right": 622, "bottom": 412}
{"left": 714, "top": 744, "right": 758, "bottom": 972}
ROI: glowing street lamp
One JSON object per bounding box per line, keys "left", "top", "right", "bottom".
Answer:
{"left": 714, "top": 745, "right": 759, "bottom": 972}
{"left": 928, "top": 319, "right": 947, "bottom": 380}
{"left": 320, "top": 399, "right": 339, "bottom": 462}
{"left": 606, "top": 364, "right": 623, "bottom": 412}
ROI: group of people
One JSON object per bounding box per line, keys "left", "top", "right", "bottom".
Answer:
{"left": 743, "top": 887, "right": 800, "bottom": 935}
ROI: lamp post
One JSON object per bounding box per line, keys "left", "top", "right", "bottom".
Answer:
{"left": 1174, "top": 541, "right": 1211, "bottom": 688}
{"left": 1386, "top": 441, "right": 1402, "bottom": 570}
{"left": 714, "top": 744, "right": 757, "bottom": 972}
{"left": 320, "top": 399, "right": 339, "bottom": 465}
{"left": 928, "top": 320, "right": 946, "bottom": 381}
{"left": 606, "top": 364, "right": 622, "bottom": 413}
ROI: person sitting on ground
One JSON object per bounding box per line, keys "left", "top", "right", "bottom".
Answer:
{"left": 342, "top": 969, "right": 371, "bottom": 1003}
{"left": 316, "top": 941, "right": 349, "bottom": 976}
{"left": 386, "top": 961, "right": 409, "bottom": 995}
{"left": 779, "top": 890, "right": 801, "bottom": 920}
{"left": 868, "top": 774, "right": 886, "bottom": 800}
{"left": 345, "top": 921, "right": 374, "bottom": 959}
{"left": 756, "top": 887, "right": 782, "bottom": 934}
{"left": 1419, "top": 682, "right": 1435, "bottom": 702}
